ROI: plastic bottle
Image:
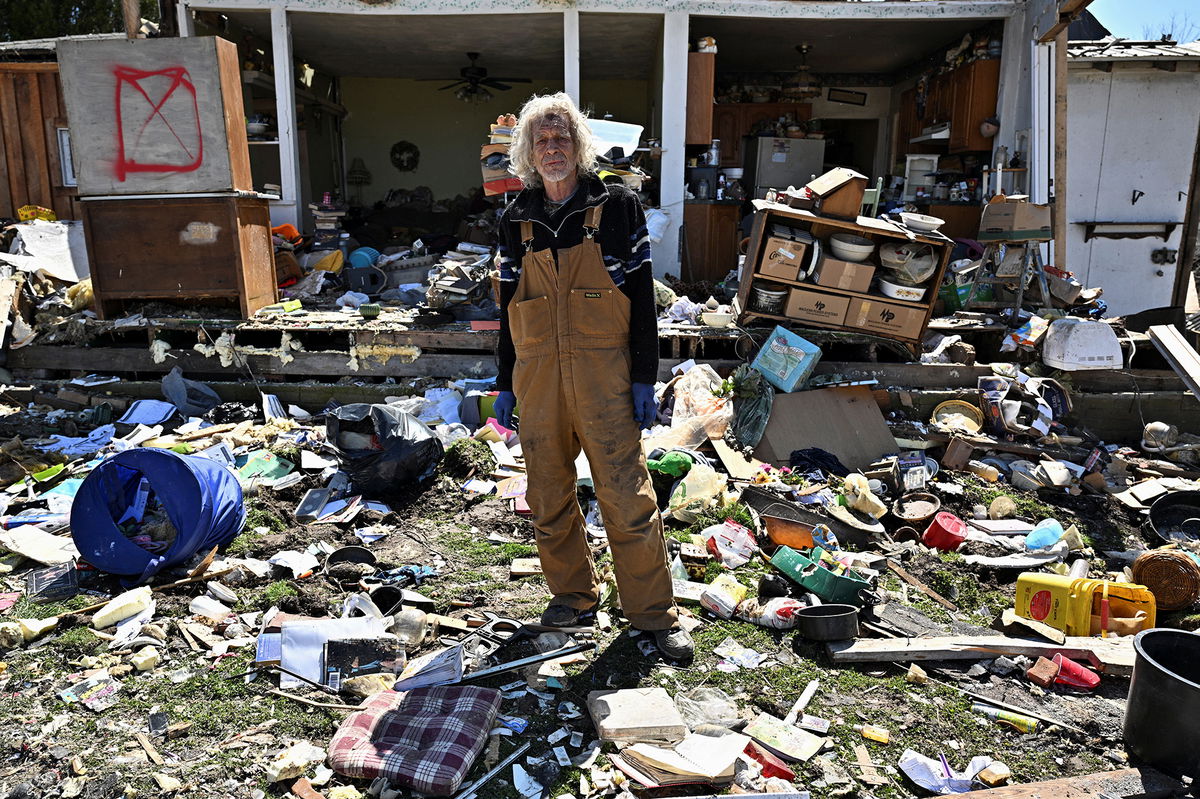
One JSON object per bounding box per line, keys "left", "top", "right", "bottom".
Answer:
{"left": 1026, "top": 518, "right": 1065, "bottom": 550}
{"left": 853, "top": 724, "right": 890, "bottom": 743}
{"left": 967, "top": 460, "right": 1000, "bottom": 482}
{"left": 971, "top": 702, "right": 1040, "bottom": 734}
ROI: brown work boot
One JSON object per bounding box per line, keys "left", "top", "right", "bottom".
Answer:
{"left": 539, "top": 603, "right": 596, "bottom": 627}
{"left": 652, "top": 626, "right": 694, "bottom": 660}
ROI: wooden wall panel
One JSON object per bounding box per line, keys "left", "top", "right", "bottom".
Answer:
{"left": 0, "top": 64, "right": 79, "bottom": 220}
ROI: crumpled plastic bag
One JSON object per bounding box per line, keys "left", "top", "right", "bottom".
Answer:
{"left": 898, "top": 749, "right": 994, "bottom": 794}
{"left": 671, "top": 364, "right": 732, "bottom": 439}
{"left": 326, "top": 404, "right": 443, "bottom": 498}
{"left": 336, "top": 291, "right": 370, "bottom": 309}
{"left": 675, "top": 686, "right": 741, "bottom": 730}
{"left": 699, "top": 519, "right": 757, "bottom": 568}
{"left": 842, "top": 474, "right": 887, "bottom": 519}
{"left": 668, "top": 464, "right": 727, "bottom": 523}
{"left": 161, "top": 366, "right": 220, "bottom": 417}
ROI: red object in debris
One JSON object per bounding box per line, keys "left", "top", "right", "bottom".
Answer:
{"left": 1026, "top": 656, "right": 1060, "bottom": 688}
{"left": 1052, "top": 653, "right": 1101, "bottom": 690}
{"left": 744, "top": 740, "right": 796, "bottom": 781}
{"left": 922, "top": 512, "right": 967, "bottom": 551}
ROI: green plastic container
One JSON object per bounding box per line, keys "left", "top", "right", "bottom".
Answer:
{"left": 770, "top": 546, "right": 871, "bottom": 606}
{"left": 939, "top": 282, "right": 993, "bottom": 312}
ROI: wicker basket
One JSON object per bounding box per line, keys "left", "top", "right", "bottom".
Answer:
{"left": 1132, "top": 551, "right": 1200, "bottom": 612}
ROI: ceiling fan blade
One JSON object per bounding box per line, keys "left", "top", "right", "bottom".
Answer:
{"left": 482, "top": 80, "right": 512, "bottom": 90}
{"left": 438, "top": 80, "right": 466, "bottom": 90}
{"left": 416, "top": 77, "right": 458, "bottom": 81}
{"left": 490, "top": 77, "right": 532, "bottom": 83}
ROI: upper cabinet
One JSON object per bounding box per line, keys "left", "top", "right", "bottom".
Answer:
{"left": 949, "top": 59, "right": 1001, "bottom": 153}
{"left": 898, "top": 58, "right": 1001, "bottom": 155}
{"left": 686, "top": 53, "right": 716, "bottom": 145}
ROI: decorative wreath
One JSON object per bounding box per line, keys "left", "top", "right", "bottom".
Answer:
{"left": 390, "top": 141, "right": 420, "bottom": 172}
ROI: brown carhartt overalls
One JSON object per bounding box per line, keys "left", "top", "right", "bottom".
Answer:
{"left": 508, "top": 203, "right": 677, "bottom": 630}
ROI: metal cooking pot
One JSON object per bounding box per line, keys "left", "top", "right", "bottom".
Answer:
{"left": 794, "top": 603, "right": 860, "bottom": 641}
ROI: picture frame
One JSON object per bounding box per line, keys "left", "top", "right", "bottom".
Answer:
{"left": 827, "top": 88, "right": 868, "bottom": 106}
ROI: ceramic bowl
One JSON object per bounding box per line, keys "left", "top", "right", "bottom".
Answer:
{"left": 878, "top": 276, "right": 928, "bottom": 302}
{"left": 900, "top": 212, "right": 944, "bottom": 233}
{"left": 246, "top": 122, "right": 269, "bottom": 135}
{"left": 701, "top": 311, "right": 734, "bottom": 328}
{"left": 828, "top": 233, "right": 875, "bottom": 263}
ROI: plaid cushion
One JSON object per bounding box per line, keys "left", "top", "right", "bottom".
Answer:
{"left": 328, "top": 686, "right": 502, "bottom": 796}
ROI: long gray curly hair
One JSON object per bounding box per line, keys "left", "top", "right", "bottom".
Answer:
{"left": 508, "top": 92, "right": 598, "bottom": 188}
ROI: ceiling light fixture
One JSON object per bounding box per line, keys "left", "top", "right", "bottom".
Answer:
{"left": 786, "top": 42, "right": 823, "bottom": 100}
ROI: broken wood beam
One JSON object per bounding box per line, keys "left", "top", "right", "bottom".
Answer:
{"left": 1149, "top": 324, "right": 1200, "bottom": 403}
{"left": 827, "top": 633, "right": 1135, "bottom": 676}
{"left": 887, "top": 561, "right": 959, "bottom": 612}
{"left": 954, "top": 767, "right": 1181, "bottom": 798}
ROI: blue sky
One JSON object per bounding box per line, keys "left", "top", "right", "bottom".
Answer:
{"left": 1089, "top": 0, "right": 1200, "bottom": 41}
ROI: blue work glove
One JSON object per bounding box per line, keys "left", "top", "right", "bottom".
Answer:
{"left": 632, "top": 382, "right": 657, "bottom": 430}
{"left": 493, "top": 391, "right": 517, "bottom": 430}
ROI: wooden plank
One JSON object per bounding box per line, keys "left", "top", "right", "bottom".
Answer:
{"left": 711, "top": 439, "right": 764, "bottom": 481}
{"left": 887, "top": 560, "right": 959, "bottom": 612}
{"left": 14, "top": 72, "right": 53, "bottom": 209}
{"left": 1149, "top": 324, "right": 1200, "bottom": 403}
{"left": 0, "top": 72, "right": 27, "bottom": 216}
{"left": 827, "top": 634, "right": 1136, "bottom": 676}
{"left": 7, "top": 344, "right": 499, "bottom": 380}
{"left": 956, "top": 767, "right": 1180, "bottom": 798}
{"left": 0, "top": 64, "right": 59, "bottom": 73}
{"left": 134, "top": 732, "right": 164, "bottom": 766}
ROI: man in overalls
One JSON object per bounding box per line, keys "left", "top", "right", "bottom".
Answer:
{"left": 492, "top": 93, "right": 692, "bottom": 660}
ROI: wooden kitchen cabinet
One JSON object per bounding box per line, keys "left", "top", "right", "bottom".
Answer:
{"left": 710, "top": 103, "right": 812, "bottom": 168}
{"left": 684, "top": 202, "right": 741, "bottom": 282}
{"left": 949, "top": 59, "right": 1000, "bottom": 153}
{"left": 713, "top": 105, "right": 743, "bottom": 167}
{"left": 686, "top": 53, "right": 716, "bottom": 145}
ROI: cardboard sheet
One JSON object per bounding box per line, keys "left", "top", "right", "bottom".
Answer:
{"left": 753, "top": 386, "right": 895, "bottom": 469}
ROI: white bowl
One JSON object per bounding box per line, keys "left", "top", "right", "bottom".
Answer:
{"left": 701, "top": 311, "right": 734, "bottom": 328}
{"left": 246, "top": 122, "right": 269, "bottom": 135}
{"left": 722, "top": 168, "right": 744, "bottom": 180}
{"left": 900, "top": 212, "right": 944, "bottom": 233}
{"left": 828, "top": 233, "right": 875, "bottom": 263}
{"left": 878, "top": 276, "right": 928, "bottom": 302}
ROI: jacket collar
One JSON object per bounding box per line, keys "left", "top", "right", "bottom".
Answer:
{"left": 506, "top": 172, "right": 609, "bottom": 227}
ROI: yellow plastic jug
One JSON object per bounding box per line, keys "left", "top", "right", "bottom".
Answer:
{"left": 1014, "top": 573, "right": 1156, "bottom": 636}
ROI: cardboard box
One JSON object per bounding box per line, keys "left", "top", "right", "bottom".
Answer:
{"left": 847, "top": 298, "right": 925, "bottom": 340}
{"left": 979, "top": 201, "right": 1053, "bottom": 241}
{"left": 815, "top": 257, "right": 875, "bottom": 293}
{"left": 749, "top": 326, "right": 822, "bottom": 392}
{"left": 784, "top": 288, "right": 849, "bottom": 327}
{"left": 758, "top": 236, "right": 809, "bottom": 282}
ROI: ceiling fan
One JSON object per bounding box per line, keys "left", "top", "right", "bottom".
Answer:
{"left": 421, "top": 52, "right": 531, "bottom": 102}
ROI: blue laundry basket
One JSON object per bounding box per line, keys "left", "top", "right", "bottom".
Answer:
{"left": 71, "top": 449, "right": 246, "bottom": 583}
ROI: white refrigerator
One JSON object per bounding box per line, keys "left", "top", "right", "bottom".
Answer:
{"left": 743, "top": 137, "right": 827, "bottom": 199}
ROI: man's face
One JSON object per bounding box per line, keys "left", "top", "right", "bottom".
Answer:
{"left": 533, "top": 119, "right": 576, "bottom": 184}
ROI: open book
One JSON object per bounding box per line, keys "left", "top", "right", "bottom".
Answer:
{"left": 392, "top": 644, "right": 464, "bottom": 691}
{"left": 610, "top": 733, "right": 750, "bottom": 788}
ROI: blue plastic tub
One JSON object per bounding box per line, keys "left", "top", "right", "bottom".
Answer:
{"left": 71, "top": 449, "right": 245, "bottom": 583}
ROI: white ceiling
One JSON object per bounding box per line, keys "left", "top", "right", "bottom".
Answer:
{"left": 222, "top": 10, "right": 992, "bottom": 82}
{"left": 690, "top": 16, "right": 993, "bottom": 75}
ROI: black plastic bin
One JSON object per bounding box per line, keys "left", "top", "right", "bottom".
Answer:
{"left": 1123, "top": 628, "right": 1200, "bottom": 778}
